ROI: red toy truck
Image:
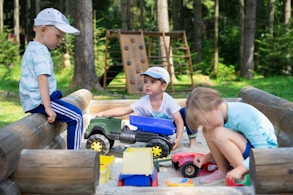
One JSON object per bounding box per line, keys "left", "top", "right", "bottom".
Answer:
{"left": 172, "top": 152, "right": 218, "bottom": 178}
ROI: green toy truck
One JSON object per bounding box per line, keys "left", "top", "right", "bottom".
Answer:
{"left": 84, "top": 115, "right": 175, "bottom": 158}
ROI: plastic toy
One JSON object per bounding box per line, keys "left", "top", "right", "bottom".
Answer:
{"left": 165, "top": 177, "right": 194, "bottom": 187}
{"left": 225, "top": 174, "right": 251, "bottom": 186}
{"left": 117, "top": 147, "right": 158, "bottom": 187}
{"left": 84, "top": 115, "right": 175, "bottom": 158}
{"left": 172, "top": 152, "right": 218, "bottom": 178}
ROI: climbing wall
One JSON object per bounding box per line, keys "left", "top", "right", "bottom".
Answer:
{"left": 119, "top": 31, "right": 149, "bottom": 94}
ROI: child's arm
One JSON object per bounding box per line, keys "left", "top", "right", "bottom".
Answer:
{"left": 38, "top": 75, "right": 56, "bottom": 123}
{"left": 172, "top": 111, "right": 184, "bottom": 150}
{"left": 95, "top": 106, "right": 133, "bottom": 117}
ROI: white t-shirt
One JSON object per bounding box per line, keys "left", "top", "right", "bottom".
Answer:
{"left": 130, "top": 92, "right": 180, "bottom": 119}
{"left": 19, "top": 41, "right": 56, "bottom": 112}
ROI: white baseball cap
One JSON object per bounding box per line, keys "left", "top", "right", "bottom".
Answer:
{"left": 140, "top": 67, "right": 170, "bottom": 84}
{"left": 34, "top": 8, "right": 80, "bottom": 35}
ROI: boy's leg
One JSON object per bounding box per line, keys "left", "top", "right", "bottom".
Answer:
{"left": 51, "top": 98, "right": 83, "bottom": 150}
{"left": 179, "top": 107, "right": 197, "bottom": 148}
{"left": 189, "top": 137, "right": 197, "bottom": 148}
{"left": 28, "top": 92, "right": 83, "bottom": 150}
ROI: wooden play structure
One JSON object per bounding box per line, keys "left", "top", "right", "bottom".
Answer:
{"left": 102, "top": 29, "right": 194, "bottom": 94}
{"left": 0, "top": 86, "right": 293, "bottom": 194}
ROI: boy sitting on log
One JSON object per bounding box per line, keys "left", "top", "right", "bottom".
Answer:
{"left": 19, "top": 8, "right": 83, "bottom": 150}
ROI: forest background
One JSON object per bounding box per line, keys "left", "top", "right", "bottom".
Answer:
{"left": 1, "top": 0, "right": 293, "bottom": 128}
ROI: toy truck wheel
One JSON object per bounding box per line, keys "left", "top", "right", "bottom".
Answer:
{"left": 172, "top": 161, "right": 180, "bottom": 170}
{"left": 109, "top": 139, "right": 115, "bottom": 149}
{"left": 86, "top": 134, "right": 110, "bottom": 155}
{"left": 180, "top": 162, "right": 199, "bottom": 178}
{"left": 146, "top": 139, "right": 169, "bottom": 159}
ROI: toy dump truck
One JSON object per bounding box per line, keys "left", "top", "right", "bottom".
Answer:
{"left": 84, "top": 115, "right": 175, "bottom": 158}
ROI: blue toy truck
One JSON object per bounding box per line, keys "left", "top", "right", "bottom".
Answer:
{"left": 84, "top": 115, "right": 175, "bottom": 158}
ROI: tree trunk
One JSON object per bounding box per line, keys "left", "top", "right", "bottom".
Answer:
{"left": 72, "top": 0, "right": 100, "bottom": 90}
{"left": 240, "top": 0, "right": 256, "bottom": 79}
{"left": 139, "top": 0, "right": 144, "bottom": 30}
{"left": 0, "top": 0, "right": 3, "bottom": 31}
{"left": 120, "top": 1, "right": 127, "bottom": 29}
{"left": 214, "top": 0, "right": 219, "bottom": 71}
{"left": 157, "top": 0, "right": 175, "bottom": 82}
{"left": 13, "top": 0, "right": 19, "bottom": 44}
{"left": 172, "top": 0, "right": 183, "bottom": 30}
{"left": 193, "top": 0, "right": 202, "bottom": 64}
{"left": 239, "top": 0, "right": 245, "bottom": 70}
{"left": 268, "top": 0, "right": 275, "bottom": 34}
{"left": 284, "top": 0, "right": 291, "bottom": 24}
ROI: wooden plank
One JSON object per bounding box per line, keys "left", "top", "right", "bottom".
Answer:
{"left": 11, "top": 149, "right": 99, "bottom": 194}
{"left": 88, "top": 98, "right": 242, "bottom": 116}
{"left": 119, "top": 31, "right": 149, "bottom": 94}
{"left": 250, "top": 148, "right": 293, "bottom": 194}
{"left": 0, "top": 89, "right": 93, "bottom": 183}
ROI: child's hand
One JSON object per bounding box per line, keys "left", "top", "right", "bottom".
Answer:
{"left": 193, "top": 153, "right": 211, "bottom": 168}
{"left": 45, "top": 108, "right": 57, "bottom": 123}
{"left": 172, "top": 138, "right": 180, "bottom": 150}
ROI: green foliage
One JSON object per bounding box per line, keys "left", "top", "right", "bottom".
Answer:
{"left": 210, "top": 63, "right": 236, "bottom": 81}
{"left": 94, "top": 21, "right": 107, "bottom": 78}
{"left": 219, "top": 27, "right": 240, "bottom": 71}
{"left": 50, "top": 33, "right": 76, "bottom": 74}
{"left": 0, "top": 28, "right": 21, "bottom": 81}
{"left": 255, "top": 23, "right": 293, "bottom": 76}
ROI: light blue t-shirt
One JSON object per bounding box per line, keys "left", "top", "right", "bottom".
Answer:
{"left": 19, "top": 41, "right": 56, "bottom": 112}
{"left": 224, "top": 102, "right": 278, "bottom": 169}
{"left": 131, "top": 92, "right": 180, "bottom": 119}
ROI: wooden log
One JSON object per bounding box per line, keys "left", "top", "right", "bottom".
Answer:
{"left": 238, "top": 86, "right": 293, "bottom": 147}
{"left": 88, "top": 98, "right": 242, "bottom": 117}
{"left": 11, "top": 149, "right": 99, "bottom": 194}
{"left": 44, "top": 135, "right": 66, "bottom": 150}
{"left": 0, "top": 179, "right": 20, "bottom": 195}
{"left": 250, "top": 148, "right": 293, "bottom": 194}
{"left": 0, "top": 89, "right": 93, "bottom": 182}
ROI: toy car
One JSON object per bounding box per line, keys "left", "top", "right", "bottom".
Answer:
{"left": 172, "top": 152, "right": 218, "bottom": 178}
{"left": 84, "top": 115, "right": 175, "bottom": 158}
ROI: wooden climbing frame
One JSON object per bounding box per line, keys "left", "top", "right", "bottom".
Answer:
{"left": 103, "top": 29, "right": 194, "bottom": 94}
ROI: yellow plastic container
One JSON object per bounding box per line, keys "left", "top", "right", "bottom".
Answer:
{"left": 122, "top": 147, "right": 154, "bottom": 175}
{"left": 99, "top": 155, "right": 115, "bottom": 185}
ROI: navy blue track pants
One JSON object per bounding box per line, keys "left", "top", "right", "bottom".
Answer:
{"left": 29, "top": 91, "right": 83, "bottom": 150}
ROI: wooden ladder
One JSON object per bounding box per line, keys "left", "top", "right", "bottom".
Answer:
{"left": 145, "top": 31, "right": 194, "bottom": 92}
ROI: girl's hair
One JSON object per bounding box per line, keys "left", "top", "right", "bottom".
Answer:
{"left": 186, "top": 87, "right": 223, "bottom": 130}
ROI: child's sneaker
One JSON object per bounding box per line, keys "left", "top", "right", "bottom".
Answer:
{"left": 226, "top": 174, "right": 251, "bottom": 186}
{"left": 199, "top": 169, "right": 226, "bottom": 184}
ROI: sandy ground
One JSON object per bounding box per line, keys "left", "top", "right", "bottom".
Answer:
{"left": 79, "top": 123, "right": 254, "bottom": 195}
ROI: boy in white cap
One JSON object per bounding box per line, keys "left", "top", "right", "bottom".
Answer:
{"left": 95, "top": 66, "right": 184, "bottom": 150}
{"left": 19, "top": 8, "right": 82, "bottom": 150}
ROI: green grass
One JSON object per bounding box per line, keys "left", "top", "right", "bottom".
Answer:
{"left": 1, "top": 63, "right": 293, "bottom": 128}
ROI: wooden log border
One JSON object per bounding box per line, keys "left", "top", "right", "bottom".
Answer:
{"left": 0, "top": 89, "right": 93, "bottom": 183}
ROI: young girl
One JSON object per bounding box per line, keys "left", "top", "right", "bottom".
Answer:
{"left": 185, "top": 87, "right": 278, "bottom": 184}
